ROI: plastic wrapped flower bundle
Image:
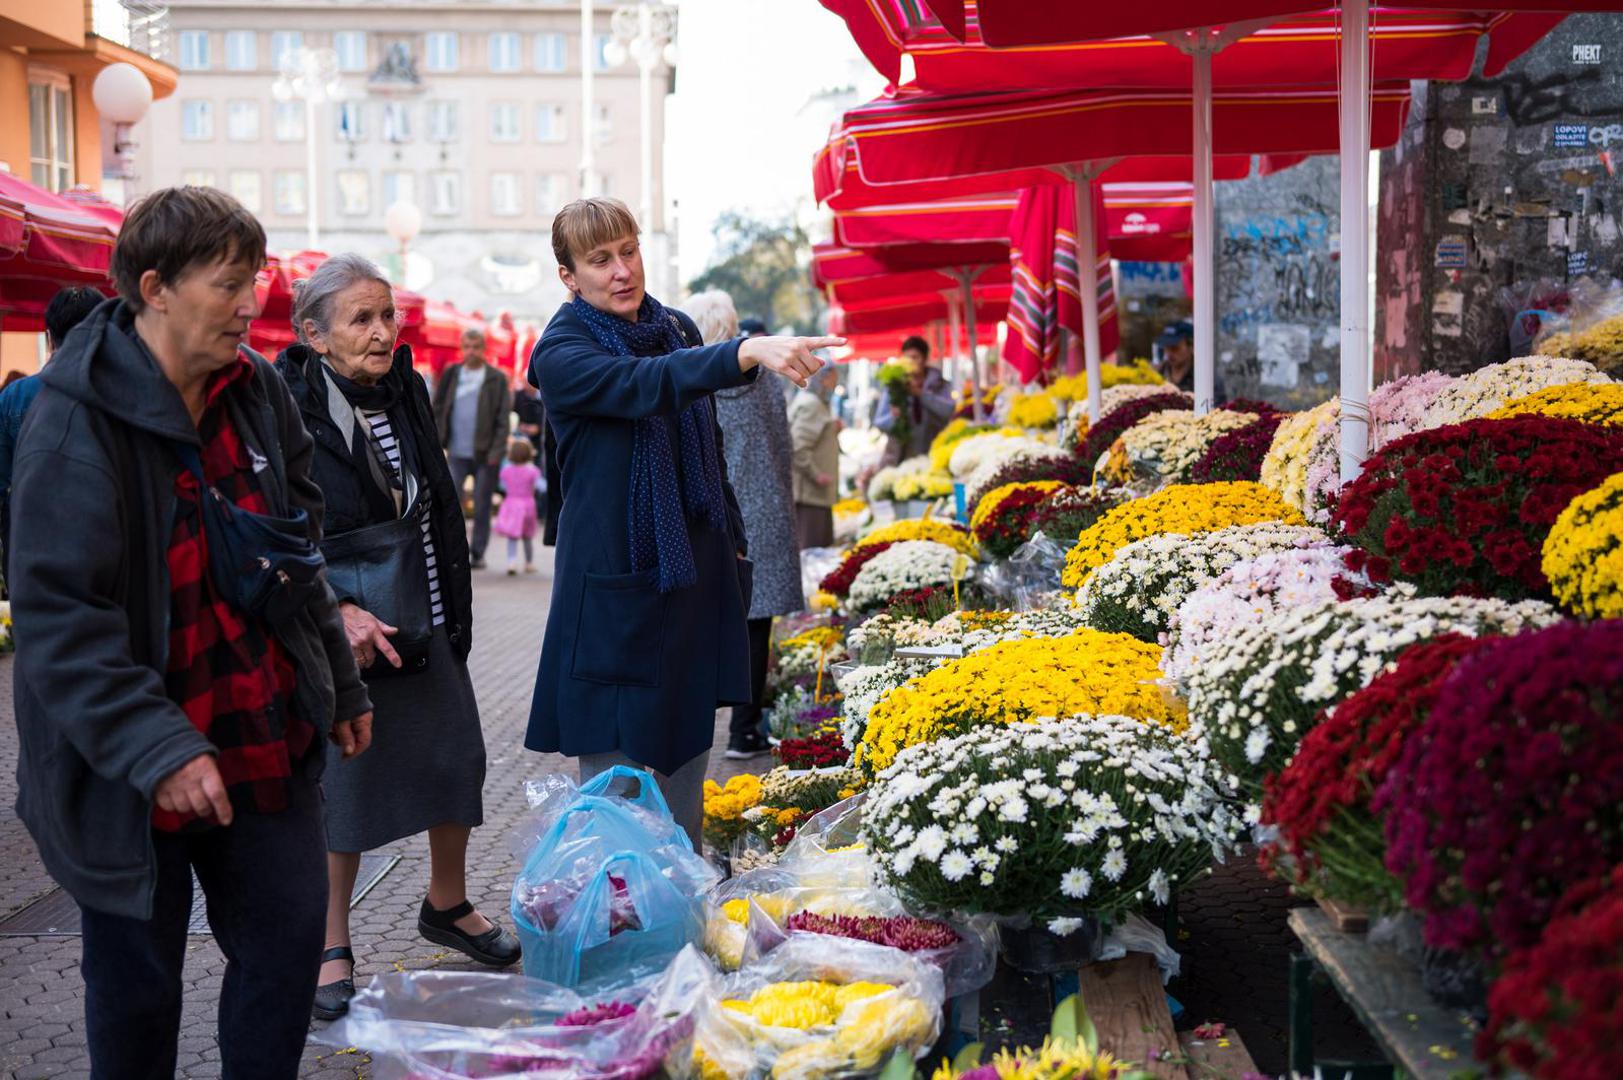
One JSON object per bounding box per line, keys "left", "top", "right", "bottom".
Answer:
{"left": 1542, "top": 471, "right": 1623, "bottom": 618}
{"left": 970, "top": 481, "right": 1068, "bottom": 560}
{"left": 862, "top": 715, "right": 1244, "bottom": 928}
{"left": 851, "top": 630, "right": 1182, "bottom": 778}
{"left": 1377, "top": 620, "right": 1623, "bottom": 968}
{"left": 1421, "top": 355, "right": 1612, "bottom": 427}
{"left": 1160, "top": 545, "right": 1373, "bottom": 685}
{"left": 745, "top": 768, "right": 858, "bottom": 851}
{"left": 866, "top": 455, "right": 931, "bottom": 503}
{"left": 962, "top": 448, "right": 1091, "bottom": 515}
{"left": 1077, "top": 392, "right": 1192, "bottom": 467}
{"left": 1007, "top": 392, "right": 1061, "bottom": 430}
{"left": 1538, "top": 310, "right": 1623, "bottom": 375}
{"left": 1479, "top": 864, "right": 1623, "bottom": 1080}
{"left": 1075, "top": 522, "right": 1328, "bottom": 643}
{"left": 1332, "top": 416, "right": 1623, "bottom": 601}
{"left": 850, "top": 518, "right": 978, "bottom": 558}
{"left": 949, "top": 431, "right": 1049, "bottom": 480}
{"left": 1105, "top": 407, "right": 1262, "bottom": 488}
{"left": 847, "top": 541, "right": 970, "bottom": 614}
{"left": 1259, "top": 399, "right": 1337, "bottom": 517}
{"left": 1185, "top": 594, "right": 1558, "bottom": 792}
{"left": 703, "top": 775, "right": 765, "bottom": 850}
{"left": 1258, "top": 635, "right": 1486, "bottom": 912}
{"left": 1060, "top": 481, "right": 1304, "bottom": 591}
{"left": 1188, "top": 409, "right": 1287, "bottom": 484}
{"left": 889, "top": 472, "right": 956, "bottom": 502}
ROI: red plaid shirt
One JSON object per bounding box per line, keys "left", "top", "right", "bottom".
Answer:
{"left": 153, "top": 356, "right": 313, "bottom": 832}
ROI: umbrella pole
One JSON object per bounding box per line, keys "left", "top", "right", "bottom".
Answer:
{"left": 946, "top": 287, "right": 964, "bottom": 392}
{"left": 1339, "top": 0, "right": 1372, "bottom": 483}
{"left": 1192, "top": 43, "right": 1215, "bottom": 416}
{"left": 1071, "top": 172, "right": 1104, "bottom": 425}
{"left": 958, "top": 270, "right": 985, "bottom": 422}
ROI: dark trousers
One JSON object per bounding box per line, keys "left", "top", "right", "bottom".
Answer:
{"left": 729, "top": 617, "right": 774, "bottom": 740}
{"left": 79, "top": 779, "right": 327, "bottom": 1080}
{"left": 449, "top": 455, "right": 499, "bottom": 560}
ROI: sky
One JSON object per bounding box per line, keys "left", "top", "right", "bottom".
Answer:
{"left": 666, "top": 0, "right": 885, "bottom": 284}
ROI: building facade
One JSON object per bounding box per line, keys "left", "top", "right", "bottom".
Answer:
{"left": 136, "top": 0, "right": 674, "bottom": 322}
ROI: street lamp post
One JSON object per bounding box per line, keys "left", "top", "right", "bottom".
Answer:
{"left": 581, "top": 0, "right": 596, "bottom": 198}
{"left": 92, "top": 62, "right": 154, "bottom": 195}
{"left": 604, "top": 2, "right": 676, "bottom": 235}
{"left": 272, "top": 47, "right": 345, "bottom": 250}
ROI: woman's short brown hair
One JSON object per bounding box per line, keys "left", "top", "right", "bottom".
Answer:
{"left": 110, "top": 186, "right": 267, "bottom": 312}
{"left": 550, "top": 197, "right": 640, "bottom": 272}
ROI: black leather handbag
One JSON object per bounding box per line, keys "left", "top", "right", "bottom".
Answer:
{"left": 320, "top": 510, "right": 435, "bottom": 676}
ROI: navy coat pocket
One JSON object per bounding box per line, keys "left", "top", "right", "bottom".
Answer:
{"left": 571, "top": 568, "right": 666, "bottom": 687}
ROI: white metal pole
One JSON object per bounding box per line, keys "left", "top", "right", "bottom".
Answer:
{"left": 581, "top": 0, "right": 596, "bottom": 197}
{"left": 946, "top": 286, "right": 963, "bottom": 390}
{"left": 960, "top": 272, "right": 983, "bottom": 422}
{"left": 1192, "top": 43, "right": 1215, "bottom": 416}
{"left": 304, "top": 95, "right": 319, "bottom": 249}
{"left": 1072, "top": 172, "right": 1104, "bottom": 424}
{"left": 637, "top": 3, "right": 654, "bottom": 230}
{"left": 1339, "top": 0, "right": 1371, "bottom": 483}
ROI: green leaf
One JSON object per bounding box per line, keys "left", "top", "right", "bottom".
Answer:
{"left": 878, "top": 1048, "right": 918, "bottom": 1080}
{"left": 1051, "top": 994, "right": 1080, "bottom": 1049}
{"left": 1079, "top": 996, "right": 1099, "bottom": 1058}
{"left": 950, "top": 1042, "right": 985, "bottom": 1075}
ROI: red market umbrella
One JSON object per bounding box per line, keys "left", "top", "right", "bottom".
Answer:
{"left": 814, "top": 244, "right": 1014, "bottom": 303}
{"left": 0, "top": 173, "right": 121, "bottom": 331}
{"left": 831, "top": 287, "right": 1010, "bottom": 337}
{"left": 484, "top": 312, "right": 518, "bottom": 375}
{"left": 1104, "top": 181, "right": 1195, "bottom": 263}
{"left": 833, "top": 193, "right": 1018, "bottom": 248}
{"left": 1004, "top": 184, "right": 1124, "bottom": 384}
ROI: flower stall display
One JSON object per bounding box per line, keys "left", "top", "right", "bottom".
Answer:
{"left": 1187, "top": 410, "right": 1287, "bottom": 484}
{"left": 1026, "top": 487, "right": 1135, "bottom": 544}
{"left": 1420, "top": 354, "right": 1611, "bottom": 427}
{"left": 866, "top": 456, "right": 932, "bottom": 503}
{"left": 777, "top": 627, "right": 848, "bottom": 682}
{"left": 836, "top": 659, "right": 940, "bottom": 753}
{"left": 970, "top": 481, "right": 1068, "bottom": 560}
{"left": 1377, "top": 620, "right": 1623, "bottom": 967}
{"left": 953, "top": 384, "right": 1004, "bottom": 420}
{"left": 1542, "top": 471, "right": 1623, "bottom": 618}
{"left": 1331, "top": 415, "right": 1623, "bottom": 600}
{"left": 862, "top": 716, "right": 1243, "bottom": 930}
{"left": 1060, "top": 481, "right": 1304, "bottom": 591}
{"left": 1480, "top": 864, "right": 1623, "bottom": 1080}
{"left": 847, "top": 541, "right": 971, "bottom": 614}
{"left": 889, "top": 472, "right": 956, "bottom": 502}
{"left": 1075, "top": 523, "right": 1329, "bottom": 643}
{"left": 1185, "top": 594, "right": 1558, "bottom": 790}
{"left": 1259, "top": 635, "right": 1489, "bottom": 911}
{"left": 851, "top": 519, "right": 978, "bottom": 559}
{"left": 851, "top": 630, "right": 1182, "bottom": 778}
{"left": 704, "top": 776, "right": 766, "bottom": 851}
{"left": 1260, "top": 399, "right": 1337, "bottom": 516}
{"left": 821, "top": 543, "right": 897, "bottom": 599}
{"left": 1160, "top": 545, "right": 1372, "bottom": 685}
{"left": 962, "top": 448, "right": 1091, "bottom": 515}
{"left": 1538, "top": 310, "right": 1623, "bottom": 375}
{"left": 928, "top": 419, "right": 996, "bottom": 471}
{"left": 1077, "top": 392, "right": 1192, "bottom": 468}
{"left": 948, "top": 431, "right": 1049, "bottom": 481}
{"left": 744, "top": 767, "right": 859, "bottom": 852}
{"left": 1487, "top": 380, "right": 1623, "bottom": 426}
{"left": 1104, "top": 408, "right": 1261, "bottom": 488}
{"left": 1007, "top": 393, "right": 1061, "bottom": 430}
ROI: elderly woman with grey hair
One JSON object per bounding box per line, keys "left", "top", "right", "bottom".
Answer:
{"left": 681, "top": 290, "right": 805, "bottom": 759}
{"left": 273, "top": 254, "right": 518, "bottom": 1022}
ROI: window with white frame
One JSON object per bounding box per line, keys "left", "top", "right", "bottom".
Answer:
{"left": 270, "top": 31, "right": 302, "bottom": 69}
{"left": 490, "top": 172, "right": 521, "bottom": 216}
{"left": 181, "top": 100, "right": 214, "bottom": 141}
{"left": 337, "top": 170, "right": 370, "bottom": 216}
{"left": 489, "top": 102, "right": 521, "bottom": 143}
{"left": 488, "top": 32, "right": 521, "bottom": 73}
{"left": 182, "top": 170, "right": 218, "bottom": 188}
{"left": 274, "top": 171, "right": 307, "bottom": 215}
{"left": 178, "top": 30, "right": 210, "bottom": 70}
{"left": 27, "top": 78, "right": 73, "bottom": 192}
{"left": 273, "top": 101, "right": 305, "bottom": 141}
{"left": 382, "top": 102, "right": 412, "bottom": 144}
{"left": 229, "top": 171, "right": 263, "bottom": 213}
{"left": 384, "top": 171, "right": 416, "bottom": 207}
{"left": 336, "top": 100, "right": 366, "bottom": 142}
{"left": 224, "top": 30, "right": 256, "bottom": 70}
{"left": 333, "top": 31, "right": 367, "bottom": 72}
{"left": 594, "top": 33, "right": 612, "bottom": 70}
{"left": 430, "top": 171, "right": 461, "bottom": 216}
{"left": 424, "top": 31, "right": 458, "bottom": 72}
{"left": 536, "top": 173, "right": 564, "bottom": 216}
{"left": 226, "top": 100, "right": 260, "bottom": 141}
{"left": 534, "top": 103, "right": 564, "bottom": 143}
{"left": 426, "top": 100, "right": 459, "bottom": 143}
{"left": 534, "top": 32, "right": 565, "bottom": 72}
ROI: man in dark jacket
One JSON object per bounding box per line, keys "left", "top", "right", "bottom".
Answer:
{"left": 873, "top": 335, "right": 955, "bottom": 463}
{"left": 431, "top": 328, "right": 511, "bottom": 568}
{"left": 10, "top": 186, "right": 373, "bottom": 1079}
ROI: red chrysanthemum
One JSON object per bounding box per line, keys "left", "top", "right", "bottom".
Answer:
{"left": 819, "top": 541, "right": 896, "bottom": 597}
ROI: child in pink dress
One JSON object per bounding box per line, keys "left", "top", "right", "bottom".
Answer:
{"left": 493, "top": 439, "right": 542, "bottom": 575}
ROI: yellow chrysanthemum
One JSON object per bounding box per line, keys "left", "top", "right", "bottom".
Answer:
{"left": 968, "top": 480, "right": 1065, "bottom": 534}
{"left": 1060, "top": 482, "right": 1304, "bottom": 590}
{"left": 1048, "top": 360, "right": 1164, "bottom": 403}
{"left": 811, "top": 590, "right": 840, "bottom": 611}
{"left": 928, "top": 419, "right": 994, "bottom": 471}
{"left": 1542, "top": 471, "right": 1623, "bottom": 619}
{"left": 1008, "top": 393, "right": 1061, "bottom": 430}
{"left": 931, "top": 1037, "right": 1130, "bottom": 1080}
{"left": 703, "top": 774, "right": 763, "bottom": 822}
{"left": 832, "top": 497, "right": 866, "bottom": 517}
{"left": 851, "top": 518, "right": 978, "bottom": 557}
{"left": 891, "top": 472, "right": 956, "bottom": 501}
{"left": 1488, "top": 382, "right": 1623, "bottom": 426}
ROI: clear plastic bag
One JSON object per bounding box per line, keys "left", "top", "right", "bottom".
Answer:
{"left": 512, "top": 768, "right": 696, "bottom": 865}
{"left": 1097, "top": 913, "right": 1182, "bottom": 985}
{"left": 778, "top": 797, "right": 875, "bottom": 889}
{"left": 980, "top": 531, "right": 1069, "bottom": 610}
{"left": 316, "top": 944, "right": 712, "bottom": 1080}
{"left": 801, "top": 546, "right": 846, "bottom": 603}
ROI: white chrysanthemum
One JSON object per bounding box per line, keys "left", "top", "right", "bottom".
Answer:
{"left": 1047, "top": 916, "right": 1085, "bottom": 937}
{"left": 1148, "top": 868, "right": 1171, "bottom": 906}
{"left": 1060, "top": 867, "right": 1093, "bottom": 900}
{"left": 940, "top": 850, "right": 973, "bottom": 882}
{"left": 1101, "top": 849, "right": 1128, "bottom": 881}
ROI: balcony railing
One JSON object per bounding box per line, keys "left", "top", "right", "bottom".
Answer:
{"left": 88, "top": 0, "right": 171, "bottom": 63}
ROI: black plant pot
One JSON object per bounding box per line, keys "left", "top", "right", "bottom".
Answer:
{"left": 1420, "top": 945, "right": 1489, "bottom": 1019}
{"left": 999, "top": 916, "right": 1104, "bottom": 974}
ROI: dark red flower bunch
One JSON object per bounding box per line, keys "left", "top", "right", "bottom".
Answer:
{"left": 1222, "top": 397, "right": 1282, "bottom": 417}
{"left": 973, "top": 483, "right": 1071, "bottom": 560}
{"left": 1026, "top": 485, "right": 1133, "bottom": 542}
{"left": 1189, "top": 411, "right": 1287, "bottom": 484}
{"left": 1078, "top": 392, "right": 1191, "bottom": 465}
{"left": 785, "top": 911, "right": 961, "bottom": 952}
{"left": 1376, "top": 620, "right": 1623, "bottom": 963}
{"left": 881, "top": 584, "right": 986, "bottom": 623}
{"left": 820, "top": 541, "right": 896, "bottom": 597}
{"left": 775, "top": 728, "right": 850, "bottom": 770}
{"left": 1260, "top": 635, "right": 1488, "bottom": 909}
{"left": 1478, "top": 863, "right": 1623, "bottom": 1080}
{"left": 1332, "top": 415, "right": 1623, "bottom": 600}
{"left": 557, "top": 1000, "right": 638, "bottom": 1027}
{"left": 967, "top": 454, "right": 1092, "bottom": 516}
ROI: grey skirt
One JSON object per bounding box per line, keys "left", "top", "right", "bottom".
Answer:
{"left": 322, "top": 625, "right": 486, "bottom": 853}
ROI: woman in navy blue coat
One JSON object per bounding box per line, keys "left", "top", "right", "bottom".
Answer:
{"left": 527, "top": 198, "right": 839, "bottom": 846}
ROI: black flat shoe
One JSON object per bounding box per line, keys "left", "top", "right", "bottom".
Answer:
{"left": 312, "top": 945, "right": 355, "bottom": 1021}
{"left": 418, "top": 898, "right": 522, "bottom": 968}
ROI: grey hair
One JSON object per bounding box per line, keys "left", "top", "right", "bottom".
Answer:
{"left": 291, "top": 252, "right": 393, "bottom": 343}
{"left": 681, "top": 289, "right": 739, "bottom": 346}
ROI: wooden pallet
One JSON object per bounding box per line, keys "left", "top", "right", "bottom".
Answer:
{"left": 1179, "top": 1028, "right": 1262, "bottom": 1080}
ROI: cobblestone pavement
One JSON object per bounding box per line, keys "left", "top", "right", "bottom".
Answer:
{"left": 0, "top": 548, "right": 1370, "bottom": 1078}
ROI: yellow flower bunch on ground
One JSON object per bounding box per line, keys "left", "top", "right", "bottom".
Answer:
{"left": 1061, "top": 481, "right": 1304, "bottom": 590}
{"left": 853, "top": 629, "right": 1182, "bottom": 776}
{"left": 969, "top": 480, "right": 1065, "bottom": 533}
{"left": 1488, "top": 381, "right": 1623, "bottom": 426}
{"left": 890, "top": 472, "right": 956, "bottom": 501}
{"left": 1542, "top": 471, "right": 1623, "bottom": 618}
{"left": 703, "top": 774, "right": 764, "bottom": 848}
{"left": 1261, "top": 399, "right": 1337, "bottom": 513}
{"left": 831, "top": 497, "right": 866, "bottom": 517}
{"left": 1007, "top": 393, "right": 1061, "bottom": 429}
{"left": 851, "top": 518, "right": 978, "bottom": 557}
{"left": 723, "top": 980, "right": 891, "bottom": 1029}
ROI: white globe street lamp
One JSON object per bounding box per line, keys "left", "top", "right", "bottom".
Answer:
{"left": 92, "top": 62, "right": 153, "bottom": 181}
{"left": 608, "top": 2, "right": 677, "bottom": 236}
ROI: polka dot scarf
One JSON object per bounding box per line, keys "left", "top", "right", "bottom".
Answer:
{"left": 571, "top": 293, "right": 728, "bottom": 593}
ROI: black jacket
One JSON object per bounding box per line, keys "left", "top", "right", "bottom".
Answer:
{"left": 273, "top": 343, "right": 474, "bottom": 665}
{"left": 431, "top": 361, "right": 512, "bottom": 464}
{"left": 10, "top": 300, "right": 370, "bottom": 920}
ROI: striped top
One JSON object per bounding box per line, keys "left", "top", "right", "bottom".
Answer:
{"left": 360, "top": 408, "right": 446, "bottom": 626}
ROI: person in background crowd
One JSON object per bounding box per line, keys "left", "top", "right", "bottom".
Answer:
{"left": 789, "top": 363, "right": 841, "bottom": 550}
{"left": 432, "top": 328, "right": 512, "bottom": 569}
{"left": 11, "top": 186, "right": 373, "bottom": 1078}
{"left": 513, "top": 382, "right": 545, "bottom": 457}
{"left": 874, "top": 334, "right": 955, "bottom": 463}
{"left": 1154, "top": 319, "right": 1228, "bottom": 406}
{"left": 528, "top": 197, "right": 836, "bottom": 846}
{"left": 739, "top": 317, "right": 768, "bottom": 338}
{"left": 275, "top": 254, "right": 517, "bottom": 1022}
{"left": 684, "top": 290, "right": 806, "bottom": 761}
{"left": 0, "top": 285, "right": 105, "bottom": 568}
{"left": 494, "top": 438, "right": 542, "bottom": 575}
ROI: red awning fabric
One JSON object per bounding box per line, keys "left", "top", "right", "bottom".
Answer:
{"left": 831, "top": 287, "right": 1010, "bottom": 336}
{"left": 833, "top": 194, "right": 1019, "bottom": 248}
{"left": 814, "top": 244, "right": 1016, "bottom": 304}
{"left": 0, "top": 173, "right": 121, "bottom": 331}
{"left": 838, "top": 324, "right": 997, "bottom": 363}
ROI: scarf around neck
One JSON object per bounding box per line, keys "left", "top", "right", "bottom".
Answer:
{"left": 319, "top": 355, "right": 420, "bottom": 524}
{"left": 571, "top": 293, "right": 728, "bottom": 592}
